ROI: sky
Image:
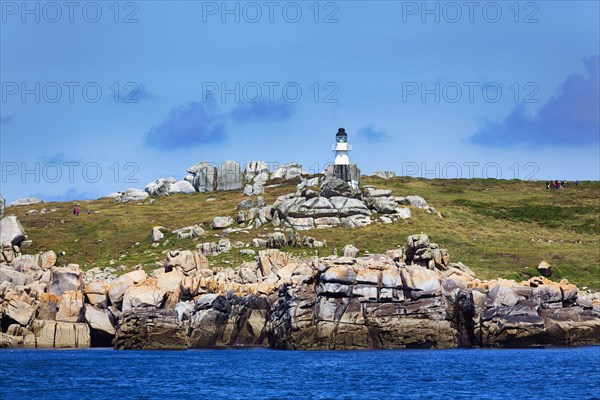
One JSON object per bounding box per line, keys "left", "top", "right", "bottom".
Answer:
{"left": 0, "top": 0, "right": 599, "bottom": 203}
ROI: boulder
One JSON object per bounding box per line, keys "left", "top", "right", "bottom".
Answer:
{"left": 114, "top": 188, "right": 149, "bottom": 203}
{"left": 244, "top": 161, "right": 270, "bottom": 184}
{"left": 38, "top": 250, "right": 57, "bottom": 268}
{"left": 0, "top": 265, "right": 28, "bottom": 285}
{"left": 538, "top": 261, "right": 552, "bottom": 277}
{"left": 0, "top": 215, "right": 27, "bottom": 246}
{"left": 172, "top": 225, "right": 204, "bottom": 240}
{"left": 188, "top": 162, "right": 218, "bottom": 192}
{"left": 266, "top": 232, "right": 286, "bottom": 249}
{"left": 156, "top": 270, "right": 185, "bottom": 293}
{"left": 0, "top": 194, "right": 4, "bottom": 218}
{"left": 244, "top": 181, "right": 265, "bottom": 196}
{"left": 396, "top": 207, "right": 412, "bottom": 219}
{"left": 218, "top": 161, "right": 243, "bottom": 191}
{"left": 400, "top": 266, "right": 441, "bottom": 298}
{"left": 211, "top": 216, "right": 234, "bottom": 229}
{"left": 144, "top": 177, "right": 176, "bottom": 196}
{"left": 151, "top": 227, "right": 164, "bottom": 242}
{"left": 107, "top": 270, "right": 146, "bottom": 307}
{"left": 320, "top": 177, "right": 356, "bottom": 198}
{"left": 84, "top": 305, "right": 116, "bottom": 345}
{"left": 344, "top": 215, "right": 372, "bottom": 229}
{"left": 405, "top": 195, "right": 428, "bottom": 208}
{"left": 122, "top": 285, "right": 166, "bottom": 311}
{"left": 197, "top": 239, "right": 231, "bottom": 256}
{"left": 6, "top": 297, "right": 35, "bottom": 325}
{"left": 342, "top": 244, "right": 359, "bottom": 257}
{"left": 168, "top": 180, "right": 196, "bottom": 194}
{"left": 271, "top": 162, "right": 303, "bottom": 180}
{"left": 372, "top": 198, "right": 396, "bottom": 214}
{"left": 298, "top": 177, "right": 320, "bottom": 189}
{"left": 56, "top": 290, "right": 84, "bottom": 322}
{"left": 237, "top": 198, "right": 254, "bottom": 210}
{"left": 365, "top": 188, "right": 393, "bottom": 197}
{"left": 258, "top": 249, "right": 292, "bottom": 276}
{"left": 164, "top": 250, "right": 209, "bottom": 276}
{"left": 36, "top": 293, "right": 59, "bottom": 320}
{"left": 48, "top": 265, "right": 83, "bottom": 297}
{"left": 85, "top": 280, "right": 109, "bottom": 308}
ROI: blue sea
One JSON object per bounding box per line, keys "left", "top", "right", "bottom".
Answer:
{"left": 1, "top": 347, "right": 599, "bottom": 399}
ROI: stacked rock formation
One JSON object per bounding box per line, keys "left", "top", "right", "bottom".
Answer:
{"left": 2, "top": 233, "right": 598, "bottom": 350}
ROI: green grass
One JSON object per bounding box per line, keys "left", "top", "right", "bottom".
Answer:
{"left": 8, "top": 177, "right": 600, "bottom": 288}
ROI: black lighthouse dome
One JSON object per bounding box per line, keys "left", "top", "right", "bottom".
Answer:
{"left": 336, "top": 128, "right": 348, "bottom": 143}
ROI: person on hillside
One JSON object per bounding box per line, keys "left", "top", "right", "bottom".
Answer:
{"left": 545, "top": 182, "right": 550, "bottom": 189}
{"left": 76, "top": 208, "right": 80, "bottom": 216}
{"left": 576, "top": 180, "right": 579, "bottom": 186}
{"left": 73, "top": 208, "right": 77, "bottom": 215}
{"left": 87, "top": 209, "right": 91, "bottom": 215}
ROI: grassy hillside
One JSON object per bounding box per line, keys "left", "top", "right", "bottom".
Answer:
{"left": 8, "top": 177, "right": 600, "bottom": 289}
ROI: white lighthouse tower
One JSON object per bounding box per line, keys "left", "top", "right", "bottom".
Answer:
{"left": 332, "top": 128, "right": 357, "bottom": 188}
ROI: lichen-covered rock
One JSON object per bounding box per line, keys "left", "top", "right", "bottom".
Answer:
{"left": 113, "top": 308, "right": 188, "bottom": 350}
{"left": 38, "top": 250, "right": 57, "bottom": 269}
{"left": 114, "top": 188, "right": 149, "bottom": 203}
{"left": 48, "top": 265, "right": 83, "bottom": 297}
{"left": 188, "top": 294, "right": 269, "bottom": 348}
{"left": 218, "top": 161, "right": 243, "bottom": 191}
{"left": 164, "top": 250, "right": 209, "bottom": 276}
{"left": 56, "top": 290, "right": 84, "bottom": 322}
{"left": 211, "top": 216, "right": 234, "bottom": 229}
{"left": 188, "top": 162, "right": 218, "bottom": 192}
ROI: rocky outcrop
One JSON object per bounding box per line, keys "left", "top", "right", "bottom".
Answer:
{"left": 372, "top": 171, "right": 396, "bottom": 179}
{"left": 9, "top": 197, "right": 43, "bottom": 207}
{"left": 272, "top": 163, "right": 303, "bottom": 180}
{"left": 48, "top": 265, "right": 84, "bottom": 297}
{"left": 144, "top": 177, "right": 196, "bottom": 196}
{"left": 244, "top": 161, "right": 270, "bottom": 196}
{"left": 113, "top": 188, "right": 149, "bottom": 203}
{"left": 1, "top": 234, "right": 598, "bottom": 351}
{"left": 0, "top": 194, "right": 4, "bottom": 218}
{"left": 113, "top": 308, "right": 188, "bottom": 350}
{"left": 188, "top": 294, "right": 270, "bottom": 348}
{"left": 164, "top": 250, "right": 209, "bottom": 276}
{"left": 188, "top": 162, "right": 218, "bottom": 193}
{"left": 144, "top": 177, "right": 177, "bottom": 196}
{"left": 172, "top": 225, "right": 204, "bottom": 240}
{"left": 218, "top": 161, "right": 243, "bottom": 191}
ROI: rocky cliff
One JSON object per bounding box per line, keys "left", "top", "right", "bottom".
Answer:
{"left": 1, "top": 231, "right": 598, "bottom": 350}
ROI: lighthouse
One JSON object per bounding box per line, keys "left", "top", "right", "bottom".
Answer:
{"left": 332, "top": 128, "right": 357, "bottom": 187}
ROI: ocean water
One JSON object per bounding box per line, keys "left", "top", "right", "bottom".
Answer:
{"left": 1, "top": 347, "right": 599, "bottom": 400}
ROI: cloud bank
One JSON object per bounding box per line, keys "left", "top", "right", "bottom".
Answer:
{"left": 469, "top": 55, "right": 600, "bottom": 148}
{"left": 144, "top": 101, "right": 226, "bottom": 149}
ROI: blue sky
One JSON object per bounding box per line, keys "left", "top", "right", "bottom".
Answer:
{"left": 1, "top": 0, "right": 599, "bottom": 203}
